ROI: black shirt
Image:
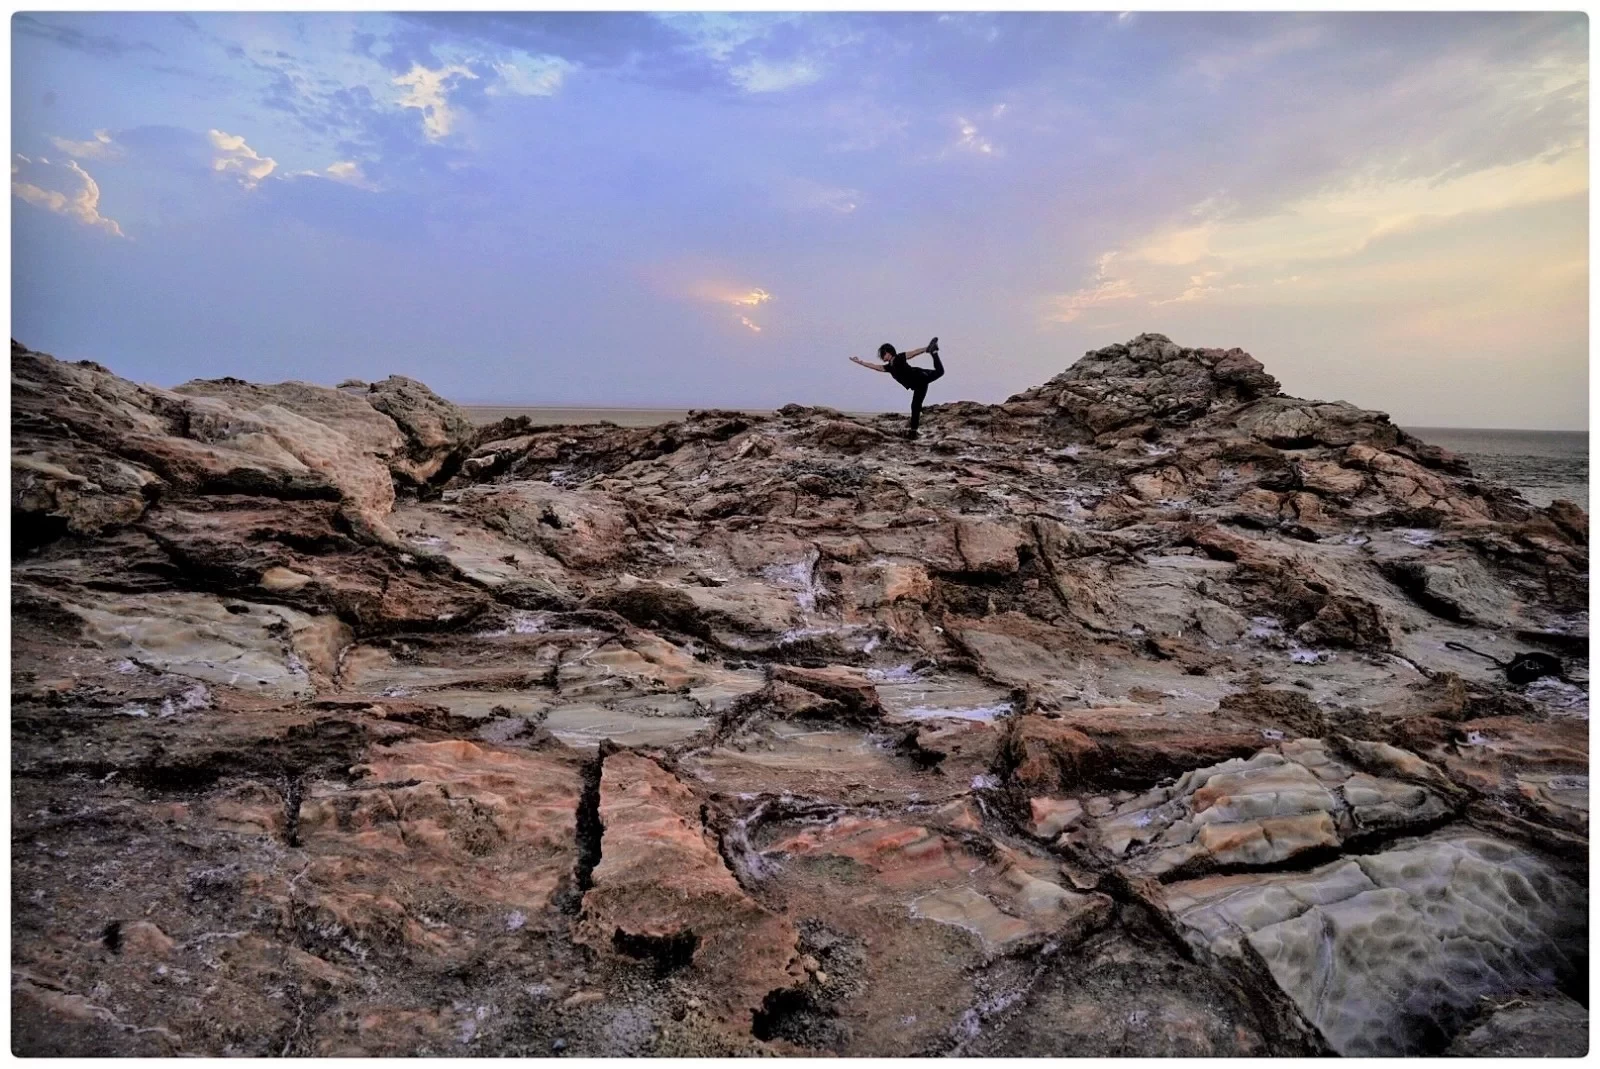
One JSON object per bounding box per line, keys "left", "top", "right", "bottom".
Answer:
{"left": 887, "top": 352, "right": 921, "bottom": 390}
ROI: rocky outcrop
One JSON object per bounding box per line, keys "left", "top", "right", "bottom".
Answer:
{"left": 11, "top": 335, "right": 1586, "bottom": 1056}
{"left": 12, "top": 351, "right": 474, "bottom": 548}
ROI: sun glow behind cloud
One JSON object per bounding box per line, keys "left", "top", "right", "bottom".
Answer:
{"left": 675, "top": 281, "right": 774, "bottom": 334}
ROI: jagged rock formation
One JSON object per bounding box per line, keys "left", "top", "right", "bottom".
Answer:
{"left": 11, "top": 334, "right": 1588, "bottom": 1056}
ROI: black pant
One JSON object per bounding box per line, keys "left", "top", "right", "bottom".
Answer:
{"left": 907, "top": 352, "right": 944, "bottom": 431}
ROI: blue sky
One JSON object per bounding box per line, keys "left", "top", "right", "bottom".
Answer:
{"left": 11, "top": 11, "right": 1589, "bottom": 428}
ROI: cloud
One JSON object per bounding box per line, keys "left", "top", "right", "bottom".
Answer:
{"left": 1045, "top": 253, "right": 1138, "bottom": 323}
{"left": 488, "top": 52, "right": 574, "bottom": 96}
{"left": 1043, "top": 148, "right": 1587, "bottom": 325}
{"left": 209, "top": 129, "right": 277, "bottom": 186}
{"left": 1185, "top": 21, "right": 1328, "bottom": 89}
{"left": 672, "top": 279, "right": 774, "bottom": 333}
{"left": 325, "top": 161, "right": 371, "bottom": 186}
{"left": 394, "top": 62, "right": 479, "bottom": 139}
{"left": 13, "top": 13, "right": 161, "bottom": 59}
{"left": 777, "top": 177, "right": 861, "bottom": 214}
{"left": 12, "top": 157, "right": 126, "bottom": 237}
{"left": 660, "top": 12, "right": 800, "bottom": 63}
{"left": 731, "top": 57, "right": 821, "bottom": 93}
{"left": 292, "top": 160, "right": 378, "bottom": 191}
{"left": 727, "top": 288, "right": 772, "bottom": 307}
{"left": 953, "top": 116, "right": 996, "bottom": 155}
{"left": 49, "top": 130, "right": 122, "bottom": 160}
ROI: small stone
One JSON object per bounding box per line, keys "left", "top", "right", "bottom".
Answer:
{"left": 799, "top": 955, "right": 821, "bottom": 973}
{"left": 551, "top": 1038, "right": 567, "bottom": 1053}
{"left": 259, "top": 566, "right": 312, "bottom": 592}
{"left": 121, "top": 920, "right": 175, "bottom": 960}
{"left": 813, "top": 971, "right": 829, "bottom": 986}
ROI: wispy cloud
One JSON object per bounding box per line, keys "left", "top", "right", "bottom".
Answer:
{"left": 731, "top": 57, "right": 821, "bottom": 93}
{"left": 953, "top": 115, "right": 996, "bottom": 155}
{"left": 209, "top": 129, "right": 277, "bottom": 186}
{"left": 394, "top": 62, "right": 478, "bottom": 139}
{"left": 488, "top": 52, "right": 573, "bottom": 97}
{"left": 49, "top": 129, "right": 122, "bottom": 161}
{"left": 12, "top": 156, "right": 126, "bottom": 237}
{"left": 292, "top": 159, "right": 378, "bottom": 190}
{"left": 1045, "top": 253, "right": 1138, "bottom": 323}
{"left": 777, "top": 176, "right": 861, "bottom": 214}
{"left": 1186, "top": 22, "right": 1328, "bottom": 89}
{"left": 727, "top": 288, "right": 772, "bottom": 307}
{"left": 678, "top": 280, "right": 774, "bottom": 333}
{"left": 1043, "top": 148, "right": 1587, "bottom": 326}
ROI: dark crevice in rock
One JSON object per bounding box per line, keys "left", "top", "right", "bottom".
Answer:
{"left": 570, "top": 749, "right": 607, "bottom": 904}
{"left": 612, "top": 927, "right": 699, "bottom": 975}
{"left": 278, "top": 772, "right": 306, "bottom": 848}
{"left": 1093, "top": 873, "right": 1334, "bottom": 1056}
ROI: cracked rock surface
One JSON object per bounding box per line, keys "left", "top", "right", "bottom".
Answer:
{"left": 11, "top": 334, "right": 1587, "bottom": 1055}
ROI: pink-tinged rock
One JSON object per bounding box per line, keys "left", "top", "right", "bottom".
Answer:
{"left": 577, "top": 753, "right": 800, "bottom": 1023}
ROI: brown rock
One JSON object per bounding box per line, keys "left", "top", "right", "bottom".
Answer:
{"left": 770, "top": 665, "right": 883, "bottom": 721}
{"left": 577, "top": 753, "right": 800, "bottom": 1023}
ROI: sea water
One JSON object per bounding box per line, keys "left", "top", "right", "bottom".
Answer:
{"left": 1406, "top": 427, "right": 1588, "bottom": 510}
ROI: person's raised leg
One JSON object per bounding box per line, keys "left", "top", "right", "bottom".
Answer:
{"left": 927, "top": 351, "right": 944, "bottom": 381}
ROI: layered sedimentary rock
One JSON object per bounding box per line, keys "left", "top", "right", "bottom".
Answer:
{"left": 11, "top": 334, "right": 1587, "bottom": 1056}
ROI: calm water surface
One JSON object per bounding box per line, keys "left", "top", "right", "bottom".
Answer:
{"left": 1406, "top": 427, "right": 1588, "bottom": 510}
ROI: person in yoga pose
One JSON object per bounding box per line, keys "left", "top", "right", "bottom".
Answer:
{"left": 850, "top": 336, "right": 943, "bottom": 438}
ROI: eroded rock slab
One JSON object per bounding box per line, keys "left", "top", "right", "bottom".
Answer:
{"left": 1157, "top": 830, "right": 1587, "bottom": 1055}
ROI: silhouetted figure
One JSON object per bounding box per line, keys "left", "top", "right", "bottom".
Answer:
{"left": 850, "top": 336, "right": 944, "bottom": 438}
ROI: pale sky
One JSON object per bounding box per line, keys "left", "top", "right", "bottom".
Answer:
{"left": 11, "top": 12, "right": 1590, "bottom": 429}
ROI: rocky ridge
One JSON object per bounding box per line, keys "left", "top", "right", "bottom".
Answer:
{"left": 10, "top": 334, "right": 1588, "bottom": 1056}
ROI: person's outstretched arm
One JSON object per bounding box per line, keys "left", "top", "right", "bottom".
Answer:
{"left": 849, "top": 356, "right": 889, "bottom": 372}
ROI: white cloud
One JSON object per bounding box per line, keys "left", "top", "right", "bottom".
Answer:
{"left": 49, "top": 129, "right": 121, "bottom": 161}
{"left": 325, "top": 161, "right": 365, "bottom": 184}
{"left": 292, "top": 160, "right": 377, "bottom": 190}
{"left": 732, "top": 58, "right": 821, "bottom": 94}
{"left": 737, "top": 315, "right": 762, "bottom": 333}
{"left": 488, "top": 52, "right": 574, "bottom": 97}
{"left": 209, "top": 129, "right": 277, "bottom": 187}
{"left": 394, "top": 63, "right": 478, "bottom": 140}
{"left": 13, "top": 157, "right": 126, "bottom": 238}
{"left": 954, "top": 116, "right": 996, "bottom": 156}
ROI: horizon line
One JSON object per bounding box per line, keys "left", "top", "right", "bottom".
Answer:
{"left": 449, "top": 401, "right": 1589, "bottom": 435}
